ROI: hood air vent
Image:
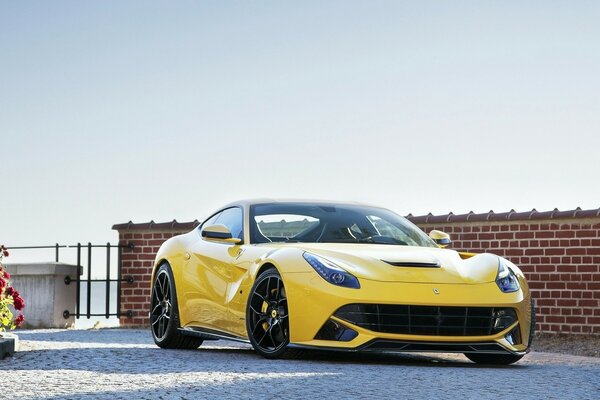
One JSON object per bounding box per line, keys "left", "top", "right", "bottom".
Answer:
{"left": 382, "top": 260, "right": 441, "bottom": 268}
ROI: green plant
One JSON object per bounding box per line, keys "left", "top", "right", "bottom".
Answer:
{"left": 0, "top": 245, "right": 25, "bottom": 331}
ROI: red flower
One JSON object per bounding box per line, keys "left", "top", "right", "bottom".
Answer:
{"left": 5, "top": 286, "right": 14, "bottom": 296}
{"left": 3, "top": 271, "right": 9, "bottom": 279}
{"left": 11, "top": 289, "right": 20, "bottom": 299}
{"left": 0, "top": 277, "right": 5, "bottom": 289}
{"left": 13, "top": 296, "right": 25, "bottom": 311}
{"left": 14, "top": 314, "right": 24, "bottom": 327}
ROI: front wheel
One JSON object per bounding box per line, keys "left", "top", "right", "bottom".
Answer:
{"left": 465, "top": 299, "right": 535, "bottom": 365}
{"left": 464, "top": 352, "right": 524, "bottom": 365}
{"left": 246, "top": 268, "right": 298, "bottom": 359}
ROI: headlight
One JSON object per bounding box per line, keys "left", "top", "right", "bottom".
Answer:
{"left": 303, "top": 252, "right": 360, "bottom": 289}
{"left": 496, "top": 259, "right": 520, "bottom": 293}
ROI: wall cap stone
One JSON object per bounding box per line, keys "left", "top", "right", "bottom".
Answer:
{"left": 112, "top": 220, "right": 200, "bottom": 231}
{"left": 406, "top": 207, "right": 600, "bottom": 224}
{"left": 4, "top": 262, "right": 80, "bottom": 276}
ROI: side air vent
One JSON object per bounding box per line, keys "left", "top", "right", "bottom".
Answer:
{"left": 382, "top": 260, "right": 441, "bottom": 268}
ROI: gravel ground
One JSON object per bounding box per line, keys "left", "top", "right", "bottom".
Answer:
{"left": 533, "top": 333, "right": 600, "bottom": 358}
{"left": 1, "top": 329, "right": 599, "bottom": 400}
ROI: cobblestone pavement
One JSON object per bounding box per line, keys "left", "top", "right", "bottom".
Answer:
{"left": 1, "top": 329, "right": 599, "bottom": 399}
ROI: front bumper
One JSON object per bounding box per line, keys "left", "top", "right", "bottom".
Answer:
{"left": 284, "top": 271, "right": 531, "bottom": 355}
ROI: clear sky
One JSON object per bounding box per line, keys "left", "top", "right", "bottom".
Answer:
{"left": 1, "top": 1, "right": 599, "bottom": 258}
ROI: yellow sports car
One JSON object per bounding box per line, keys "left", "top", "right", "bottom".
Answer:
{"left": 150, "top": 200, "right": 534, "bottom": 364}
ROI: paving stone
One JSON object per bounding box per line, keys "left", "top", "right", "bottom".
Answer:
{"left": 1, "top": 329, "right": 599, "bottom": 399}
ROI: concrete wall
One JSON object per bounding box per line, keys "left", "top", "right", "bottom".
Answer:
{"left": 5, "top": 263, "right": 79, "bottom": 329}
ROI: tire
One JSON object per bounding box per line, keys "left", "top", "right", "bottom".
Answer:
{"left": 465, "top": 299, "right": 535, "bottom": 365}
{"left": 528, "top": 297, "right": 536, "bottom": 348}
{"left": 246, "top": 267, "right": 302, "bottom": 359}
{"left": 150, "top": 262, "right": 203, "bottom": 350}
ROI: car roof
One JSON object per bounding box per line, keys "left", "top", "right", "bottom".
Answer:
{"left": 221, "top": 198, "right": 373, "bottom": 209}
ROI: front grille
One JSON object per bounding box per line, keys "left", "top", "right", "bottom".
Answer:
{"left": 334, "top": 304, "right": 517, "bottom": 336}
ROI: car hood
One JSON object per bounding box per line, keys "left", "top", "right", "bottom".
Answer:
{"left": 280, "top": 243, "right": 499, "bottom": 284}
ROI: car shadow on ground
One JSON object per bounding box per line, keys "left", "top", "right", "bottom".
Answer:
{"left": 13, "top": 329, "right": 524, "bottom": 369}
{"left": 7, "top": 344, "right": 527, "bottom": 375}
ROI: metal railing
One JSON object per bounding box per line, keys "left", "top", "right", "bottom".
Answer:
{"left": 6, "top": 242, "right": 135, "bottom": 319}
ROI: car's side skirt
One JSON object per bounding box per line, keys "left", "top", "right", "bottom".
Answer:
{"left": 178, "top": 326, "right": 250, "bottom": 344}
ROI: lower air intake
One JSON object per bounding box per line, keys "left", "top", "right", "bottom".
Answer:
{"left": 334, "top": 304, "right": 517, "bottom": 336}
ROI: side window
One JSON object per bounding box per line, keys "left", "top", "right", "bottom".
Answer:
{"left": 202, "top": 212, "right": 221, "bottom": 228}
{"left": 214, "top": 207, "right": 243, "bottom": 240}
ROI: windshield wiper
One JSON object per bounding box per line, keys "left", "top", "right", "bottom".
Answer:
{"left": 355, "top": 236, "right": 406, "bottom": 245}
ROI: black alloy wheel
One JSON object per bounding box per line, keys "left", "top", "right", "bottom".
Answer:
{"left": 246, "top": 268, "right": 294, "bottom": 358}
{"left": 150, "top": 263, "right": 203, "bottom": 349}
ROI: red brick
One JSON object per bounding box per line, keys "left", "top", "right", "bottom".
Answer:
{"left": 536, "top": 231, "right": 554, "bottom": 238}
{"left": 578, "top": 265, "right": 599, "bottom": 273}
{"left": 515, "top": 232, "right": 534, "bottom": 239}
{"left": 557, "top": 299, "right": 577, "bottom": 307}
{"left": 576, "top": 230, "right": 596, "bottom": 238}
{"left": 496, "top": 232, "right": 514, "bottom": 239}
{"left": 565, "top": 316, "right": 586, "bottom": 324}
{"left": 566, "top": 248, "right": 586, "bottom": 256}
{"left": 588, "top": 282, "right": 600, "bottom": 290}
{"left": 506, "top": 249, "right": 524, "bottom": 256}
{"left": 566, "top": 282, "right": 586, "bottom": 290}
{"left": 556, "top": 231, "right": 575, "bottom": 238}
{"left": 537, "top": 299, "right": 556, "bottom": 306}
{"left": 536, "top": 265, "right": 556, "bottom": 272}
{"left": 546, "top": 282, "right": 565, "bottom": 289}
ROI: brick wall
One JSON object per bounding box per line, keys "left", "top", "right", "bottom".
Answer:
{"left": 114, "top": 220, "right": 199, "bottom": 327}
{"left": 113, "top": 209, "right": 600, "bottom": 333}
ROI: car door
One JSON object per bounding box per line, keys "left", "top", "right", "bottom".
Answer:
{"left": 182, "top": 207, "right": 245, "bottom": 332}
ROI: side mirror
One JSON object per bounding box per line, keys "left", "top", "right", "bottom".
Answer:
{"left": 429, "top": 230, "right": 451, "bottom": 248}
{"left": 201, "top": 224, "right": 242, "bottom": 244}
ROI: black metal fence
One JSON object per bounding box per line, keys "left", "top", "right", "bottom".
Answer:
{"left": 7, "top": 243, "right": 134, "bottom": 319}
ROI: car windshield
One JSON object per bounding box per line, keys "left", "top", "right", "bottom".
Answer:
{"left": 250, "top": 203, "right": 436, "bottom": 247}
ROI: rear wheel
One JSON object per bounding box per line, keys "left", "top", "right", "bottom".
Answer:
{"left": 150, "top": 263, "right": 203, "bottom": 349}
{"left": 246, "top": 268, "right": 300, "bottom": 359}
